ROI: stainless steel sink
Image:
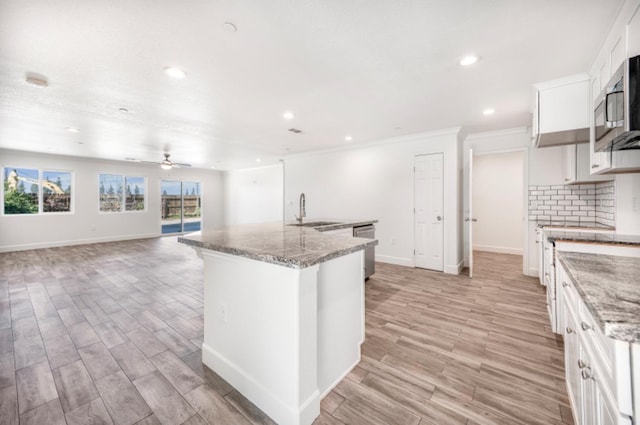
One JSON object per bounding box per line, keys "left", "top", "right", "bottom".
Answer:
{"left": 287, "top": 221, "right": 340, "bottom": 227}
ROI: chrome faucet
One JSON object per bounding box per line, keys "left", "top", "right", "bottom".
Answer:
{"left": 295, "top": 193, "right": 306, "bottom": 223}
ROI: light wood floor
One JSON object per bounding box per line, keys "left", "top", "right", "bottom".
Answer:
{"left": 0, "top": 238, "right": 573, "bottom": 425}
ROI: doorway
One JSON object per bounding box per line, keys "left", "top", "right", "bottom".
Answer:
{"left": 414, "top": 153, "right": 444, "bottom": 271}
{"left": 468, "top": 150, "right": 525, "bottom": 276}
{"left": 161, "top": 180, "right": 202, "bottom": 234}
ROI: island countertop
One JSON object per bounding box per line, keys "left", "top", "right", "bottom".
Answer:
{"left": 557, "top": 251, "right": 640, "bottom": 343}
{"left": 178, "top": 221, "right": 378, "bottom": 269}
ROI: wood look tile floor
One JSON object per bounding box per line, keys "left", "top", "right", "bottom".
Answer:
{"left": 0, "top": 238, "right": 573, "bottom": 425}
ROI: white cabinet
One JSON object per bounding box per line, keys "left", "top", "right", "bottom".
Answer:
{"left": 563, "top": 143, "right": 613, "bottom": 184}
{"left": 589, "top": 1, "right": 640, "bottom": 175}
{"left": 533, "top": 74, "right": 591, "bottom": 148}
{"left": 558, "top": 261, "right": 633, "bottom": 425}
{"left": 563, "top": 145, "right": 577, "bottom": 184}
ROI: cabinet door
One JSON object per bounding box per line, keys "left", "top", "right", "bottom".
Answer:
{"left": 565, "top": 308, "right": 583, "bottom": 424}
{"left": 628, "top": 3, "right": 640, "bottom": 59}
{"left": 539, "top": 81, "right": 590, "bottom": 134}
{"left": 563, "top": 145, "right": 577, "bottom": 184}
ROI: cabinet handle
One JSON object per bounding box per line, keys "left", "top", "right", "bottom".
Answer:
{"left": 566, "top": 327, "right": 574, "bottom": 334}
{"left": 592, "top": 164, "right": 599, "bottom": 168}
{"left": 581, "top": 322, "right": 592, "bottom": 331}
{"left": 562, "top": 281, "right": 569, "bottom": 288}
{"left": 581, "top": 368, "right": 593, "bottom": 380}
{"left": 564, "top": 178, "right": 571, "bottom": 181}
{"left": 578, "top": 359, "right": 588, "bottom": 369}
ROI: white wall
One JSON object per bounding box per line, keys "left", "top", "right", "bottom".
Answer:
{"left": 0, "top": 148, "right": 224, "bottom": 252}
{"left": 472, "top": 150, "right": 524, "bottom": 255}
{"left": 223, "top": 164, "right": 283, "bottom": 225}
{"left": 283, "top": 128, "right": 463, "bottom": 274}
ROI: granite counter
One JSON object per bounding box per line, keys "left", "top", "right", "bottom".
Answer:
{"left": 178, "top": 221, "right": 378, "bottom": 269}
{"left": 557, "top": 251, "right": 640, "bottom": 343}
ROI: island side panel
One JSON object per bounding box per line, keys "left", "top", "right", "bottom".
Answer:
{"left": 317, "top": 250, "right": 365, "bottom": 397}
{"left": 199, "top": 249, "right": 320, "bottom": 425}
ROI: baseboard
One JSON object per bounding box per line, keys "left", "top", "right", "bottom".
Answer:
{"left": 320, "top": 354, "right": 361, "bottom": 399}
{"left": 473, "top": 245, "right": 523, "bottom": 255}
{"left": 375, "top": 255, "right": 412, "bottom": 267}
{"left": 202, "top": 342, "right": 320, "bottom": 425}
{"left": 527, "top": 267, "right": 538, "bottom": 277}
{"left": 444, "top": 260, "right": 464, "bottom": 275}
{"left": 0, "top": 232, "right": 161, "bottom": 253}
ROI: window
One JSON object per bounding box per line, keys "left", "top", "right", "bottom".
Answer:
{"left": 42, "top": 171, "right": 72, "bottom": 213}
{"left": 161, "top": 180, "right": 201, "bottom": 234}
{"left": 99, "top": 174, "right": 145, "bottom": 212}
{"left": 3, "top": 167, "right": 73, "bottom": 215}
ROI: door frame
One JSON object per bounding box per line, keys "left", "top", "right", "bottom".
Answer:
{"left": 467, "top": 147, "right": 529, "bottom": 276}
{"left": 412, "top": 152, "right": 445, "bottom": 271}
{"left": 160, "top": 179, "right": 203, "bottom": 235}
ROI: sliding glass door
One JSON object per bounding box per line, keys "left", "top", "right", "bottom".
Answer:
{"left": 161, "top": 180, "right": 201, "bottom": 234}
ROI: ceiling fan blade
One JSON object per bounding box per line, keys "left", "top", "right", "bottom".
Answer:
{"left": 172, "top": 162, "right": 192, "bottom": 168}
{"left": 139, "top": 160, "right": 162, "bottom": 165}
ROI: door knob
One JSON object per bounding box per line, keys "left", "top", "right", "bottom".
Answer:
{"left": 471, "top": 218, "right": 477, "bottom": 222}
{"left": 436, "top": 216, "right": 442, "bottom": 221}
{"left": 464, "top": 218, "right": 469, "bottom": 222}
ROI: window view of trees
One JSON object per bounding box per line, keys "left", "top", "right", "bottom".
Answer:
{"left": 42, "top": 171, "right": 72, "bottom": 213}
{"left": 125, "top": 176, "right": 145, "bottom": 211}
{"left": 100, "top": 174, "right": 145, "bottom": 212}
{"left": 3, "top": 168, "right": 73, "bottom": 215}
{"left": 3, "top": 168, "right": 39, "bottom": 214}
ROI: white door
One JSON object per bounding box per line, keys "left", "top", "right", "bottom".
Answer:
{"left": 468, "top": 149, "right": 474, "bottom": 278}
{"left": 414, "top": 153, "right": 444, "bottom": 271}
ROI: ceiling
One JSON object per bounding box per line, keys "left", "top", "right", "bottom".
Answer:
{"left": 0, "top": 0, "right": 624, "bottom": 170}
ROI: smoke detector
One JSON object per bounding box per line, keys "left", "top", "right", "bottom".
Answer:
{"left": 25, "top": 72, "right": 48, "bottom": 88}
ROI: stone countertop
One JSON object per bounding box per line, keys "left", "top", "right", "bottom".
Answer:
{"left": 538, "top": 222, "right": 615, "bottom": 232}
{"left": 544, "top": 231, "right": 640, "bottom": 246}
{"left": 557, "top": 252, "right": 640, "bottom": 343}
{"left": 178, "top": 221, "right": 378, "bottom": 269}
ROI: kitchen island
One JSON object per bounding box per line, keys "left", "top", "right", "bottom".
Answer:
{"left": 178, "top": 221, "right": 377, "bottom": 425}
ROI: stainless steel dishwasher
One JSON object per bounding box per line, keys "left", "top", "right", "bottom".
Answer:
{"left": 353, "top": 224, "right": 375, "bottom": 279}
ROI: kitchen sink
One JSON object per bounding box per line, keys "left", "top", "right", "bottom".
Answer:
{"left": 287, "top": 221, "right": 340, "bottom": 227}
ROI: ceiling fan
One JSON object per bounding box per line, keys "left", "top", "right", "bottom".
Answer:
{"left": 125, "top": 153, "right": 192, "bottom": 170}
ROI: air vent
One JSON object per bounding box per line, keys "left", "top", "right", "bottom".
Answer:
{"left": 288, "top": 128, "right": 303, "bottom": 134}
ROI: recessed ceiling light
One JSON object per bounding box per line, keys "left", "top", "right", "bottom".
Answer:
{"left": 483, "top": 108, "right": 495, "bottom": 115}
{"left": 459, "top": 55, "right": 479, "bottom": 66}
{"left": 256, "top": 158, "right": 261, "bottom": 163}
{"left": 66, "top": 127, "right": 79, "bottom": 133}
{"left": 344, "top": 135, "right": 353, "bottom": 142}
{"left": 223, "top": 22, "right": 238, "bottom": 32}
{"left": 163, "top": 67, "right": 187, "bottom": 79}
{"left": 283, "top": 111, "right": 295, "bottom": 120}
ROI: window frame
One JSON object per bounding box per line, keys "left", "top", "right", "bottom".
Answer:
{"left": 98, "top": 173, "right": 147, "bottom": 214}
{"left": 1, "top": 166, "right": 75, "bottom": 216}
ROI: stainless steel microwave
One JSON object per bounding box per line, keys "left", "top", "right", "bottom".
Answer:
{"left": 594, "top": 55, "right": 640, "bottom": 151}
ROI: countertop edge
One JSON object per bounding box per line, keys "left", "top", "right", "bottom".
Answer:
{"left": 557, "top": 254, "right": 639, "bottom": 343}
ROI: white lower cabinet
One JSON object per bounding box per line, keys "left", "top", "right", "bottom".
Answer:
{"left": 558, "top": 263, "right": 633, "bottom": 425}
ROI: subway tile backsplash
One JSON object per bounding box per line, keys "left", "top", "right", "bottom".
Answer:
{"left": 528, "top": 181, "right": 616, "bottom": 227}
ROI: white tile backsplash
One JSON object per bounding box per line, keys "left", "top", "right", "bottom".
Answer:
{"left": 528, "top": 181, "right": 615, "bottom": 227}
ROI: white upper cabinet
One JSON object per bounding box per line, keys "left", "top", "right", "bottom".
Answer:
{"left": 589, "top": 0, "right": 640, "bottom": 175}
{"left": 532, "top": 74, "right": 591, "bottom": 148}
{"left": 564, "top": 143, "right": 612, "bottom": 184}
